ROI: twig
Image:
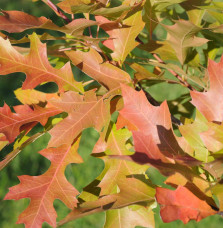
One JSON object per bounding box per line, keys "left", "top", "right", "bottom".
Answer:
{"left": 41, "top": 0, "right": 71, "bottom": 23}
{"left": 152, "top": 53, "right": 194, "bottom": 90}
{"left": 135, "top": 37, "right": 194, "bottom": 90}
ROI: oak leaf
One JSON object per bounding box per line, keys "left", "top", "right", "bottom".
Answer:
{"left": 92, "top": 124, "right": 148, "bottom": 195}
{"left": 191, "top": 56, "right": 223, "bottom": 122}
{"left": 104, "top": 205, "right": 154, "bottom": 228}
{"left": 0, "top": 33, "right": 83, "bottom": 93}
{"left": 156, "top": 186, "right": 216, "bottom": 224}
{"left": 48, "top": 89, "right": 117, "bottom": 147}
{"left": 66, "top": 48, "right": 131, "bottom": 90}
{"left": 119, "top": 84, "right": 185, "bottom": 162}
{"left": 4, "top": 142, "right": 83, "bottom": 228}
{"left": 59, "top": 177, "right": 155, "bottom": 226}
{"left": 110, "top": 11, "right": 145, "bottom": 63}
{"left": 14, "top": 88, "right": 59, "bottom": 105}
{"left": 162, "top": 20, "right": 208, "bottom": 64}
{"left": 0, "top": 103, "right": 61, "bottom": 143}
{"left": 0, "top": 10, "right": 100, "bottom": 36}
{"left": 0, "top": 10, "right": 48, "bottom": 33}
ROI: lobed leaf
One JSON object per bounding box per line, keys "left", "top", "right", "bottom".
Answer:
{"left": 111, "top": 10, "right": 145, "bottom": 63}
{"left": 48, "top": 89, "right": 116, "bottom": 147}
{"left": 0, "top": 103, "right": 61, "bottom": 143}
{"left": 0, "top": 33, "right": 84, "bottom": 92}
{"left": 162, "top": 20, "right": 208, "bottom": 64}
{"left": 66, "top": 48, "right": 131, "bottom": 90}
{"left": 118, "top": 84, "right": 186, "bottom": 162}
{"left": 4, "top": 142, "right": 83, "bottom": 228}
{"left": 156, "top": 186, "right": 216, "bottom": 224}
{"left": 191, "top": 56, "right": 223, "bottom": 122}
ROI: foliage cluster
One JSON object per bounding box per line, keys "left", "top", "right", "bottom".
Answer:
{"left": 1, "top": 0, "right": 223, "bottom": 227}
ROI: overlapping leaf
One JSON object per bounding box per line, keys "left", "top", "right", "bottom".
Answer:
{"left": 92, "top": 124, "right": 149, "bottom": 195}
{"left": 0, "top": 103, "right": 61, "bottom": 143}
{"left": 162, "top": 20, "right": 208, "bottom": 64}
{"left": 0, "top": 33, "right": 83, "bottom": 92}
{"left": 118, "top": 84, "right": 186, "bottom": 162}
{"left": 0, "top": 10, "right": 103, "bottom": 36}
{"left": 0, "top": 10, "right": 48, "bottom": 33}
{"left": 48, "top": 89, "right": 115, "bottom": 147}
{"left": 179, "top": 111, "right": 210, "bottom": 162}
{"left": 5, "top": 142, "right": 82, "bottom": 228}
{"left": 57, "top": 0, "right": 131, "bottom": 19}
{"left": 104, "top": 205, "right": 154, "bottom": 228}
{"left": 2, "top": 0, "right": 223, "bottom": 227}
{"left": 14, "top": 88, "right": 59, "bottom": 105}
{"left": 110, "top": 10, "right": 145, "bottom": 63}
{"left": 66, "top": 48, "right": 131, "bottom": 90}
{"left": 156, "top": 186, "right": 216, "bottom": 224}
{"left": 59, "top": 177, "right": 155, "bottom": 226}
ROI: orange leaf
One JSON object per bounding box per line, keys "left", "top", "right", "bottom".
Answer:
{"left": 66, "top": 48, "right": 131, "bottom": 90}
{"left": 48, "top": 89, "right": 116, "bottom": 147}
{"left": 0, "top": 10, "right": 48, "bottom": 33}
{"left": 191, "top": 56, "right": 223, "bottom": 122}
{"left": 156, "top": 186, "right": 217, "bottom": 224}
{"left": 4, "top": 142, "right": 83, "bottom": 228}
{"left": 0, "top": 33, "right": 83, "bottom": 93}
{"left": 0, "top": 11, "right": 99, "bottom": 36}
{"left": 0, "top": 103, "right": 61, "bottom": 143}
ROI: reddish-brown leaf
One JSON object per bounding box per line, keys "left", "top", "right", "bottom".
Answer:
{"left": 4, "top": 142, "right": 83, "bottom": 228}
{"left": 95, "top": 16, "right": 117, "bottom": 51}
{"left": 0, "top": 33, "right": 83, "bottom": 92}
{"left": 0, "top": 10, "right": 48, "bottom": 33}
{"left": 191, "top": 56, "right": 223, "bottom": 122}
{"left": 0, "top": 11, "right": 99, "bottom": 36}
{"left": 0, "top": 103, "right": 61, "bottom": 143}
{"left": 156, "top": 186, "right": 216, "bottom": 224}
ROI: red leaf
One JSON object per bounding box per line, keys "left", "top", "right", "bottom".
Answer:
{"left": 4, "top": 142, "right": 83, "bottom": 228}
{"left": 119, "top": 84, "right": 184, "bottom": 162}
{"left": 0, "top": 103, "right": 61, "bottom": 143}
{"left": 156, "top": 186, "right": 216, "bottom": 224}
{"left": 191, "top": 56, "right": 223, "bottom": 122}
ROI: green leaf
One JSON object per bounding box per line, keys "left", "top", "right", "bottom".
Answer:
{"left": 104, "top": 205, "right": 155, "bottom": 228}
{"left": 162, "top": 20, "right": 209, "bottom": 64}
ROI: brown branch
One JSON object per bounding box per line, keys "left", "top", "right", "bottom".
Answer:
{"left": 41, "top": 0, "right": 71, "bottom": 23}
